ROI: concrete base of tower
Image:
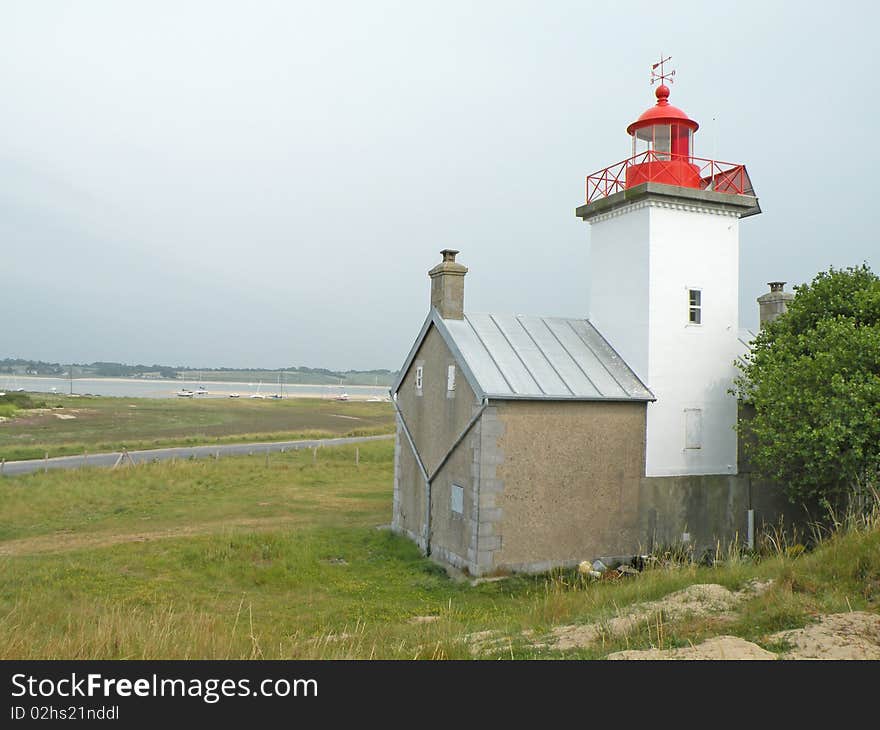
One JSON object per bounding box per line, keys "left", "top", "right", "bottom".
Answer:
{"left": 637, "top": 472, "right": 805, "bottom": 556}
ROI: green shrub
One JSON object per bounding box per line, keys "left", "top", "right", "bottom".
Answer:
{"left": 0, "top": 392, "right": 44, "bottom": 409}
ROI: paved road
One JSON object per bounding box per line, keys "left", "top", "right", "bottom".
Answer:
{"left": 0, "top": 434, "right": 395, "bottom": 477}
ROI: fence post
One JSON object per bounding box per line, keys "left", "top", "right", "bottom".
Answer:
{"left": 356, "top": 447, "right": 359, "bottom": 467}
{"left": 312, "top": 447, "right": 317, "bottom": 464}
{"left": 1, "top": 458, "right": 4, "bottom": 475}
{"left": 265, "top": 449, "right": 270, "bottom": 468}
{"left": 44, "top": 451, "right": 49, "bottom": 473}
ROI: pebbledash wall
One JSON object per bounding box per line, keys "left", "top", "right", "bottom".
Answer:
{"left": 489, "top": 400, "right": 646, "bottom": 572}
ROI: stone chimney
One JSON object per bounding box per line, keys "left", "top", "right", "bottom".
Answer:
{"left": 757, "top": 281, "right": 794, "bottom": 327}
{"left": 429, "top": 249, "right": 467, "bottom": 320}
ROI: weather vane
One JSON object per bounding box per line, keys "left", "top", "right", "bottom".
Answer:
{"left": 650, "top": 55, "right": 675, "bottom": 85}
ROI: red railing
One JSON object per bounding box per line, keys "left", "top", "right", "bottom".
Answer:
{"left": 585, "top": 151, "right": 753, "bottom": 204}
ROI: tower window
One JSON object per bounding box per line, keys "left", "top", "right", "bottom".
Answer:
{"left": 688, "top": 289, "right": 702, "bottom": 324}
{"left": 415, "top": 366, "right": 423, "bottom": 392}
{"left": 447, "top": 364, "right": 456, "bottom": 392}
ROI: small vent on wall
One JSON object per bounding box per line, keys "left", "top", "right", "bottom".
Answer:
{"left": 685, "top": 408, "right": 702, "bottom": 449}
{"left": 451, "top": 484, "right": 464, "bottom": 515}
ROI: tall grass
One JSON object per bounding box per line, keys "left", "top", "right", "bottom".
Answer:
{"left": 1, "top": 442, "right": 878, "bottom": 659}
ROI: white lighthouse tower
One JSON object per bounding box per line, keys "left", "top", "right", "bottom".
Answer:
{"left": 576, "top": 58, "right": 760, "bottom": 477}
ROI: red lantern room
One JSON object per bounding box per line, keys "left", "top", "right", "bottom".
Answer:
{"left": 625, "top": 83, "right": 701, "bottom": 189}
{"left": 582, "top": 57, "right": 756, "bottom": 208}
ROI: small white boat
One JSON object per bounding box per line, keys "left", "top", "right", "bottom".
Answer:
{"left": 229, "top": 393, "right": 240, "bottom": 398}
{"left": 176, "top": 389, "right": 194, "bottom": 398}
{"left": 195, "top": 386, "right": 208, "bottom": 395}
{"left": 335, "top": 392, "right": 349, "bottom": 401}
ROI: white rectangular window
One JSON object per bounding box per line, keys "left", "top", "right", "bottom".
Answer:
{"left": 415, "top": 365, "right": 423, "bottom": 391}
{"left": 451, "top": 484, "right": 464, "bottom": 515}
{"left": 447, "top": 364, "right": 456, "bottom": 392}
{"left": 688, "top": 289, "right": 702, "bottom": 324}
{"left": 685, "top": 408, "right": 703, "bottom": 449}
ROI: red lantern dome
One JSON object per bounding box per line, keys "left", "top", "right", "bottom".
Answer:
{"left": 624, "top": 84, "right": 701, "bottom": 189}
{"left": 626, "top": 84, "right": 699, "bottom": 137}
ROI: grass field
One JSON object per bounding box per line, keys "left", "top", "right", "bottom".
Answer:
{"left": 1, "top": 440, "right": 878, "bottom": 659}
{"left": 0, "top": 395, "right": 394, "bottom": 461}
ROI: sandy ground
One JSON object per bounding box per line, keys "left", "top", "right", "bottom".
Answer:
{"left": 772, "top": 612, "right": 880, "bottom": 660}
{"left": 531, "top": 580, "right": 773, "bottom": 652}
{"left": 608, "top": 635, "right": 778, "bottom": 660}
{"left": 607, "top": 612, "right": 880, "bottom": 659}
{"left": 468, "top": 579, "right": 880, "bottom": 659}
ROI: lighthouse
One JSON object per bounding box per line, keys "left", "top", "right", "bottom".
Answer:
{"left": 388, "top": 57, "right": 793, "bottom": 574}
{"left": 576, "top": 58, "right": 760, "bottom": 478}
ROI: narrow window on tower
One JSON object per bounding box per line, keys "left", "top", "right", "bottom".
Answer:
{"left": 415, "top": 365, "right": 424, "bottom": 395}
{"left": 447, "top": 364, "right": 456, "bottom": 394}
{"left": 688, "top": 288, "right": 702, "bottom": 324}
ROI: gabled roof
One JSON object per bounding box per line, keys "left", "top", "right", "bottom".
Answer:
{"left": 392, "top": 309, "right": 654, "bottom": 402}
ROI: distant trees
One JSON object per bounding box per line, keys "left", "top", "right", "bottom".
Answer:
{"left": 734, "top": 264, "right": 880, "bottom": 508}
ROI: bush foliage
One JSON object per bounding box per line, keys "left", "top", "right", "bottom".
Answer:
{"left": 734, "top": 264, "right": 880, "bottom": 505}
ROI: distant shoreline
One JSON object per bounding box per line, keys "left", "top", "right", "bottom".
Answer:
{"left": 4, "top": 375, "right": 390, "bottom": 401}
{"left": 7, "top": 375, "right": 389, "bottom": 390}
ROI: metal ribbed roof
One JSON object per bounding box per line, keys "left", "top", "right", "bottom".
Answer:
{"left": 393, "top": 310, "right": 653, "bottom": 402}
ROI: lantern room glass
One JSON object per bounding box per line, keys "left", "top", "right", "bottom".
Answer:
{"left": 631, "top": 123, "right": 693, "bottom": 160}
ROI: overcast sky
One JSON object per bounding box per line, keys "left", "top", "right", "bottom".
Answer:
{"left": 2, "top": 1, "right": 876, "bottom": 370}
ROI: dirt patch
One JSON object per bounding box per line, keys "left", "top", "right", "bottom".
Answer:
{"left": 771, "top": 612, "right": 880, "bottom": 660}
{"left": 53, "top": 414, "right": 77, "bottom": 420}
{"left": 3, "top": 408, "right": 91, "bottom": 427}
{"left": 608, "top": 635, "right": 777, "bottom": 660}
{"left": 606, "top": 612, "right": 880, "bottom": 660}
{"left": 527, "top": 580, "right": 773, "bottom": 653}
